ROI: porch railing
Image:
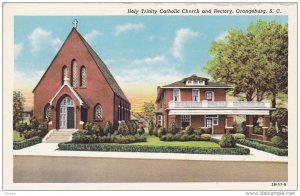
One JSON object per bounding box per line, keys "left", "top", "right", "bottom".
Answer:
{"left": 168, "top": 101, "right": 270, "bottom": 108}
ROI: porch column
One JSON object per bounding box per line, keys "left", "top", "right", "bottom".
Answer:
{"left": 225, "top": 115, "right": 234, "bottom": 134}
{"left": 246, "top": 115, "right": 254, "bottom": 137}
{"left": 262, "top": 115, "right": 270, "bottom": 140}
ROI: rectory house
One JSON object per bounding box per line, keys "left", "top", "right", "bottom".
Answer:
{"left": 32, "top": 27, "right": 130, "bottom": 130}
{"left": 155, "top": 74, "right": 274, "bottom": 140}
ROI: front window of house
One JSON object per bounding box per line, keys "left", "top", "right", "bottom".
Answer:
{"left": 157, "top": 115, "right": 162, "bottom": 126}
{"left": 192, "top": 89, "right": 199, "bottom": 102}
{"left": 181, "top": 115, "right": 191, "bottom": 129}
{"left": 206, "top": 91, "right": 214, "bottom": 101}
{"left": 94, "top": 103, "right": 103, "bottom": 121}
{"left": 173, "top": 89, "right": 180, "bottom": 101}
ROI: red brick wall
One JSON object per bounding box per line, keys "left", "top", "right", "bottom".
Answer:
{"left": 33, "top": 29, "right": 121, "bottom": 129}
{"left": 200, "top": 89, "right": 226, "bottom": 101}
{"left": 213, "top": 115, "right": 226, "bottom": 134}
{"left": 191, "top": 115, "right": 204, "bottom": 129}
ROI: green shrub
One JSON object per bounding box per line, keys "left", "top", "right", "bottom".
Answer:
{"left": 233, "top": 121, "right": 247, "bottom": 134}
{"left": 277, "top": 131, "right": 288, "bottom": 141}
{"left": 117, "top": 121, "right": 130, "bottom": 136}
{"left": 253, "top": 126, "right": 263, "bottom": 135}
{"left": 91, "top": 124, "right": 101, "bottom": 135}
{"left": 174, "top": 133, "right": 182, "bottom": 140}
{"left": 148, "top": 120, "right": 154, "bottom": 136}
{"left": 200, "top": 134, "right": 212, "bottom": 141}
{"left": 13, "top": 136, "right": 42, "bottom": 150}
{"left": 219, "top": 134, "right": 236, "bottom": 148}
{"left": 185, "top": 126, "right": 194, "bottom": 135}
{"left": 169, "top": 122, "right": 179, "bottom": 135}
{"left": 153, "top": 124, "right": 161, "bottom": 136}
{"left": 137, "top": 125, "right": 145, "bottom": 135}
{"left": 157, "top": 127, "right": 166, "bottom": 137}
{"left": 237, "top": 139, "right": 288, "bottom": 156}
{"left": 30, "top": 117, "right": 39, "bottom": 129}
{"left": 271, "top": 136, "right": 287, "bottom": 149}
{"left": 103, "top": 121, "right": 113, "bottom": 135}
{"left": 232, "top": 133, "right": 246, "bottom": 140}
{"left": 194, "top": 134, "right": 201, "bottom": 141}
{"left": 271, "top": 108, "right": 288, "bottom": 130}
{"left": 180, "top": 134, "right": 189, "bottom": 141}
{"left": 59, "top": 142, "right": 250, "bottom": 155}
{"left": 267, "top": 124, "right": 277, "bottom": 138}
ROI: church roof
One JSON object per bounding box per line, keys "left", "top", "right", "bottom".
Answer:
{"left": 76, "top": 29, "right": 129, "bottom": 102}
{"left": 33, "top": 28, "right": 129, "bottom": 102}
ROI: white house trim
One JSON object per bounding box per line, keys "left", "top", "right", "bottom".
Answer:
{"left": 168, "top": 109, "right": 270, "bottom": 115}
{"left": 161, "top": 86, "right": 232, "bottom": 89}
{"left": 49, "top": 77, "right": 84, "bottom": 106}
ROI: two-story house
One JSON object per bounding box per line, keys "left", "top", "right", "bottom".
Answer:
{"left": 155, "top": 74, "right": 273, "bottom": 139}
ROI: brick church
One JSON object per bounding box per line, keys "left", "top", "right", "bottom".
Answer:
{"left": 32, "top": 24, "right": 131, "bottom": 130}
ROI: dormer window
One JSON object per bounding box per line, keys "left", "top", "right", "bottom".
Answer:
{"left": 186, "top": 79, "right": 205, "bottom": 86}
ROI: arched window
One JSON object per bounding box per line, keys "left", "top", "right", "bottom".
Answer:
{"left": 44, "top": 103, "right": 51, "bottom": 121}
{"left": 94, "top": 104, "right": 103, "bottom": 121}
{"left": 80, "top": 66, "right": 87, "bottom": 87}
{"left": 62, "top": 65, "right": 68, "bottom": 85}
{"left": 71, "top": 59, "right": 78, "bottom": 87}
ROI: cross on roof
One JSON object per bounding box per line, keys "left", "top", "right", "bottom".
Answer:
{"left": 73, "top": 19, "right": 78, "bottom": 29}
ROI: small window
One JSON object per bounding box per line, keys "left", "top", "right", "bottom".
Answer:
{"left": 62, "top": 65, "right": 68, "bottom": 85}
{"left": 192, "top": 89, "right": 199, "bottom": 102}
{"left": 80, "top": 66, "right": 87, "bottom": 87}
{"left": 157, "top": 115, "right": 162, "bottom": 126}
{"left": 181, "top": 115, "right": 191, "bottom": 129}
{"left": 206, "top": 91, "right": 214, "bottom": 101}
{"left": 44, "top": 104, "right": 51, "bottom": 121}
{"left": 71, "top": 59, "right": 78, "bottom": 87}
{"left": 173, "top": 89, "right": 180, "bottom": 102}
{"left": 94, "top": 104, "right": 103, "bottom": 121}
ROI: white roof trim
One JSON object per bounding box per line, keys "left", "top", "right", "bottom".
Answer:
{"left": 161, "top": 86, "right": 232, "bottom": 89}
{"left": 168, "top": 109, "right": 270, "bottom": 115}
{"left": 49, "top": 81, "right": 84, "bottom": 106}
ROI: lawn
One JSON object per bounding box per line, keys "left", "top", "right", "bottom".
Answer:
{"left": 129, "top": 135, "right": 220, "bottom": 148}
{"left": 13, "top": 131, "right": 25, "bottom": 142}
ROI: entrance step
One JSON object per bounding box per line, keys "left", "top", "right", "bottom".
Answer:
{"left": 43, "top": 129, "right": 78, "bottom": 143}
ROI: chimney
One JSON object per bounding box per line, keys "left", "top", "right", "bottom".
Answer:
{"left": 157, "top": 86, "right": 161, "bottom": 94}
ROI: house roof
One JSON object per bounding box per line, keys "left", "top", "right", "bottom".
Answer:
{"left": 33, "top": 28, "right": 129, "bottom": 102}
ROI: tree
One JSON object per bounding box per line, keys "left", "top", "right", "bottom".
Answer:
{"left": 142, "top": 102, "right": 155, "bottom": 125}
{"left": 13, "top": 91, "right": 25, "bottom": 128}
{"left": 271, "top": 108, "right": 288, "bottom": 131}
{"left": 205, "top": 20, "right": 288, "bottom": 108}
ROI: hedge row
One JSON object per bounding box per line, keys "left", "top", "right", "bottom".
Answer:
{"left": 236, "top": 139, "right": 288, "bottom": 156}
{"left": 246, "top": 138, "right": 274, "bottom": 147}
{"left": 58, "top": 142, "right": 250, "bottom": 155}
{"left": 13, "top": 136, "right": 42, "bottom": 150}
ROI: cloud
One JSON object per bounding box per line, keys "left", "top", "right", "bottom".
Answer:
{"left": 84, "top": 30, "right": 101, "bottom": 43}
{"left": 115, "top": 22, "right": 144, "bottom": 36}
{"left": 215, "top": 31, "right": 228, "bottom": 41}
{"left": 14, "top": 69, "right": 45, "bottom": 91}
{"left": 148, "top": 35, "right": 163, "bottom": 42}
{"left": 131, "top": 55, "right": 167, "bottom": 65}
{"left": 14, "top": 43, "right": 23, "bottom": 59}
{"left": 28, "top": 27, "right": 62, "bottom": 53}
{"left": 172, "top": 28, "right": 198, "bottom": 60}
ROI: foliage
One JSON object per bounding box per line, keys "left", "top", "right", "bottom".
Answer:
{"left": 237, "top": 139, "right": 288, "bottom": 156}
{"left": 271, "top": 108, "right": 288, "bottom": 130}
{"left": 13, "top": 130, "right": 25, "bottom": 142}
{"left": 148, "top": 119, "right": 154, "bottom": 136}
{"left": 219, "top": 134, "right": 236, "bottom": 148}
{"left": 185, "top": 125, "right": 194, "bottom": 135}
{"left": 117, "top": 121, "right": 130, "bottom": 136}
{"left": 30, "top": 117, "right": 39, "bottom": 130}
{"left": 59, "top": 142, "right": 250, "bottom": 155}
{"left": 205, "top": 20, "right": 288, "bottom": 107}
{"left": 13, "top": 136, "right": 42, "bottom": 150}
{"left": 13, "top": 91, "right": 25, "bottom": 128}
{"left": 168, "top": 122, "right": 179, "bottom": 135}
{"left": 103, "top": 121, "right": 113, "bottom": 135}
{"left": 233, "top": 121, "right": 247, "bottom": 134}
{"left": 232, "top": 133, "right": 246, "bottom": 140}
{"left": 271, "top": 136, "right": 287, "bottom": 149}
{"left": 253, "top": 125, "right": 263, "bottom": 135}
{"left": 157, "top": 127, "right": 167, "bottom": 137}
{"left": 142, "top": 102, "right": 155, "bottom": 125}
{"left": 153, "top": 124, "right": 161, "bottom": 136}
{"left": 200, "top": 134, "right": 212, "bottom": 141}
{"left": 267, "top": 123, "right": 277, "bottom": 138}
{"left": 159, "top": 132, "right": 212, "bottom": 142}
{"left": 277, "top": 131, "right": 288, "bottom": 141}
{"left": 137, "top": 125, "right": 145, "bottom": 135}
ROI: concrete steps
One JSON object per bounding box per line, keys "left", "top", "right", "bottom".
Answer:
{"left": 43, "top": 129, "right": 77, "bottom": 143}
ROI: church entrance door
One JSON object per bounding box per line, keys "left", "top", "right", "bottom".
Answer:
{"left": 59, "top": 96, "right": 75, "bottom": 129}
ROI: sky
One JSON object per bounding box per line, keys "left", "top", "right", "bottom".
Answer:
{"left": 14, "top": 15, "right": 288, "bottom": 110}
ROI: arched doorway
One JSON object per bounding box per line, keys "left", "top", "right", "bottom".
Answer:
{"left": 59, "top": 96, "right": 75, "bottom": 129}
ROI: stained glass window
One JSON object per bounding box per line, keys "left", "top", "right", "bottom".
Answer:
{"left": 44, "top": 104, "right": 51, "bottom": 121}
{"left": 80, "top": 66, "right": 87, "bottom": 87}
{"left": 94, "top": 104, "right": 103, "bottom": 121}
{"left": 72, "top": 60, "right": 78, "bottom": 87}
{"left": 62, "top": 66, "right": 68, "bottom": 84}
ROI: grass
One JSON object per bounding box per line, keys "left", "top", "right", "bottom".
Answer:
{"left": 13, "top": 130, "right": 25, "bottom": 142}
{"left": 129, "top": 135, "right": 220, "bottom": 148}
